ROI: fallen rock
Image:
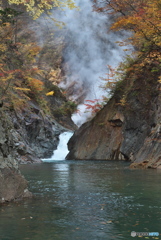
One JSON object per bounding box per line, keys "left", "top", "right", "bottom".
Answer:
{"left": 0, "top": 167, "right": 32, "bottom": 203}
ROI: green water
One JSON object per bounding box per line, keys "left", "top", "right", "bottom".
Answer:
{"left": 0, "top": 160, "right": 161, "bottom": 240}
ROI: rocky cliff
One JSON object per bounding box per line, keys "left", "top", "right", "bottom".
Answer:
{"left": 0, "top": 12, "right": 79, "bottom": 203}
{"left": 67, "top": 55, "right": 161, "bottom": 169}
{"left": 0, "top": 89, "right": 76, "bottom": 203}
{"left": 0, "top": 109, "right": 32, "bottom": 203}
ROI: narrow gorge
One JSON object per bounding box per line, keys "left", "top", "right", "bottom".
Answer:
{"left": 0, "top": 0, "right": 161, "bottom": 206}
{"left": 1, "top": 1, "right": 161, "bottom": 239}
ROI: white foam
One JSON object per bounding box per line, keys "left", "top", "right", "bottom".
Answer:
{"left": 42, "top": 131, "right": 73, "bottom": 162}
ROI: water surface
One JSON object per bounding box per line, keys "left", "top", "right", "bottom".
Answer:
{"left": 1, "top": 160, "right": 161, "bottom": 240}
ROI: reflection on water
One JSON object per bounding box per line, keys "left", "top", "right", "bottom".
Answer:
{"left": 1, "top": 161, "right": 161, "bottom": 240}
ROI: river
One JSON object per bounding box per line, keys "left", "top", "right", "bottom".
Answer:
{"left": 0, "top": 160, "right": 161, "bottom": 240}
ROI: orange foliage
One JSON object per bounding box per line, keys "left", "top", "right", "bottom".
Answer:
{"left": 100, "top": 65, "right": 118, "bottom": 91}
{"left": 94, "top": 0, "right": 161, "bottom": 52}
{"left": 27, "top": 78, "right": 44, "bottom": 92}
{"left": 0, "top": 18, "right": 43, "bottom": 108}
{"left": 84, "top": 99, "right": 103, "bottom": 114}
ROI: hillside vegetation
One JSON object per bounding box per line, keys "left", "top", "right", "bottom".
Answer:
{"left": 67, "top": 0, "right": 161, "bottom": 168}
{"left": 0, "top": 0, "right": 77, "bottom": 203}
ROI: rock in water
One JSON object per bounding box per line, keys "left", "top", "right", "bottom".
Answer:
{"left": 0, "top": 167, "right": 32, "bottom": 203}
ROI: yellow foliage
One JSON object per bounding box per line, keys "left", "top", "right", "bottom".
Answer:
{"left": 158, "top": 76, "right": 161, "bottom": 84}
{"left": 27, "top": 77, "right": 44, "bottom": 92}
{"left": 14, "top": 87, "right": 31, "bottom": 91}
{"left": 7, "top": 0, "right": 77, "bottom": 19}
{"left": 119, "top": 95, "right": 127, "bottom": 106}
{"left": 0, "top": 5, "right": 49, "bottom": 109}
{"left": 18, "top": 43, "right": 41, "bottom": 64}
{"left": 98, "top": 0, "right": 161, "bottom": 51}
{"left": 46, "top": 91, "right": 54, "bottom": 96}
{"left": 0, "top": 44, "right": 7, "bottom": 52}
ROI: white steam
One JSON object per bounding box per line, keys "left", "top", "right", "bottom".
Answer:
{"left": 31, "top": 0, "right": 128, "bottom": 126}
{"left": 56, "top": 0, "right": 127, "bottom": 126}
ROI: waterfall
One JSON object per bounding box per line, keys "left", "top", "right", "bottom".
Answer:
{"left": 42, "top": 132, "right": 73, "bottom": 162}
{"left": 41, "top": 0, "right": 128, "bottom": 160}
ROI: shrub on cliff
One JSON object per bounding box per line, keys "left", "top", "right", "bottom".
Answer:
{"left": 94, "top": 0, "right": 161, "bottom": 106}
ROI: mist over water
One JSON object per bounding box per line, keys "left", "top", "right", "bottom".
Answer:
{"left": 32, "top": 0, "right": 128, "bottom": 126}
{"left": 56, "top": 0, "right": 127, "bottom": 126}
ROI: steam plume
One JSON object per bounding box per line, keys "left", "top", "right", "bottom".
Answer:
{"left": 56, "top": 0, "right": 127, "bottom": 125}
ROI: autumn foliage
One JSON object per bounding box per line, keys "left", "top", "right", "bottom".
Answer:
{"left": 92, "top": 0, "right": 161, "bottom": 109}
{"left": 94, "top": 0, "right": 161, "bottom": 53}
{"left": 0, "top": 16, "right": 44, "bottom": 109}
{"left": 0, "top": 0, "right": 76, "bottom": 111}
{"left": 84, "top": 99, "right": 104, "bottom": 114}
{"left": 2, "top": 0, "right": 76, "bottom": 19}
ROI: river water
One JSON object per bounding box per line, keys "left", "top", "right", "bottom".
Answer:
{"left": 0, "top": 160, "right": 161, "bottom": 240}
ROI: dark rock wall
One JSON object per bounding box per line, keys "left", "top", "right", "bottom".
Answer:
{"left": 67, "top": 61, "right": 161, "bottom": 168}
{"left": 9, "top": 102, "right": 68, "bottom": 163}
{"left": 0, "top": 110, "right": 32, "bottom": 203}
{"left": 67, "top": 100, "right": 124, "bottom": 160}
{"left": 0, "top": 14, "right": 78, "bottom": 203}
{"left": 0, "top": 94, "right": 76, "bottom": 203}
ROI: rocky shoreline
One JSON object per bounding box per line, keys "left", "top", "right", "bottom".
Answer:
{"left": 0, "top": 93, "right": 76, "bottom": 203}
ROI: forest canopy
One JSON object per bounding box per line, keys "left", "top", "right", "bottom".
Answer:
{"left": 94, "top": 0, "right": 161, "bottom": 53}
{"left": 0, "top": 0, "right": 76, "bottom": 112}
{"left": 1, "top": 0, "right": 76, "bottom": 19}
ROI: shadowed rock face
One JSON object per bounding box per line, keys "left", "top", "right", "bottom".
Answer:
{"left": 10, "top": 102, "right": 75, "bottom": 163}
{"left": 0, "top": 97, "right": 76, "bottom": 203}
{"left": 0, "top": 110, "right": 32, "bottom": 203}
{"left": 67, "top": 60, "right": 161, "bottom": 168}
{"left": 0, "top": 13, "right": 80, "bottom": 203}
{"left": 0, "top": 95, "right": 76, "bottom": 203}
{"left": 67, "top": 103, "right": 124, "bottom": 160}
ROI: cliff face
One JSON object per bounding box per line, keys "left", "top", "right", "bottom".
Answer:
{"left": 0, "top": 110, "right": 32, "bottom": 203}
{"left": 67, "top": 58, "right": 161, "bottom": 168}
{"left": 0, "top": 91, "right": 76, "bottom": 203}
{"left": 0, "top": 15, "right": 78, "bottom": 203}
{"left": 7, "top": 102, "right": 75, "bottom": 163}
